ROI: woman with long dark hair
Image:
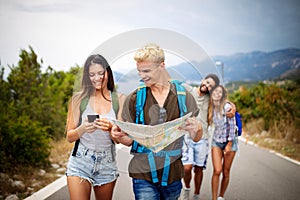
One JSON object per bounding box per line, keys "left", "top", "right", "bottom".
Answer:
{"left": 65, "top": 54, "right": 125, "bottom": 200}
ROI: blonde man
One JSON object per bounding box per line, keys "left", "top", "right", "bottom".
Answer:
{"left": 111, "top": 43, "right": 203, "bottom": 200}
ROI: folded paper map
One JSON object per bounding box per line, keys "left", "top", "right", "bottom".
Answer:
{"left": 113, "top": 112, "right": 192, "bottom": 152}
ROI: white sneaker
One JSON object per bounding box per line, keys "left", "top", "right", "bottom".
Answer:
{"left": 193, "top": 194, "right": 200, "bottom": 200}
{"left": 217, "top": 197, "right": 225, "bottom": 200}
{"left": 181, "top": 188, "right": 190, "bottom": 200}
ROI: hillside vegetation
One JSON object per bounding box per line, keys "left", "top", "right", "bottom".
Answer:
{"left": 227, "top": 80, "right": 300, "bottom": 160}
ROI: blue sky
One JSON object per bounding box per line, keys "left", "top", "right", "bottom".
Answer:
{"left": 0, "top": 0, "right": 299, "bottom": 74}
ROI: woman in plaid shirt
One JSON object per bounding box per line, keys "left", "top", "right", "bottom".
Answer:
{"left": 208, "top": 85, "right": 238, "bottom": 200}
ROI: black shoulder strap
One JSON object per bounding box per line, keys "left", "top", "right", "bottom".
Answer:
{"left": 72, "top": 139, "right": 80, "bottom": 156}
{"left": 72, "top": 96, "right": 89, "bottom": 156}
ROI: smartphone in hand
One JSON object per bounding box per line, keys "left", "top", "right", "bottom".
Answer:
{"left": 87, "top": 114, "right": 99, "bottom": 123}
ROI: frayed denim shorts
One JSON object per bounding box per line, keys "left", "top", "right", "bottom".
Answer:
{"left": 212, "top": 137, "right": 239, "bottom": 152}
{"left": 66, "top": 142, "right": 119, "bottom": 186}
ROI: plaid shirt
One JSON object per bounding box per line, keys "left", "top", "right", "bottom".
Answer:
{"left": 213, "top": 103, "right": 236, "bottom": 143}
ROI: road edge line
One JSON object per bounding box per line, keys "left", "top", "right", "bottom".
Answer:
{"left": 24, "top": 145, "right": 127, "bottom": 199}
{"left": 239, "top": 137, "right": 300, "bottom": 166}
{"left": 24, "top": 175, "right": 66, "bottom": 200}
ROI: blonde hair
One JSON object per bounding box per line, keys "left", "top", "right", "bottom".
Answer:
{"left": 134, "top": 43, "right": 165, "bottom": 63}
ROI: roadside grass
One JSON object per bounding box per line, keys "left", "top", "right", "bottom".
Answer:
{"left": 249, "top": 136, "right": 300, "bottom": 162}
{"left": 0, "top": 139, "right": 73, "bottom": 200}
{"left": 49, "top": 138, "right": 73, "bottom": 164}
{"left": 244, "top": 120, "right": 300, "bottom": 162}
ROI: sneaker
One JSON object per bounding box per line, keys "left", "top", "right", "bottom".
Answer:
{"left": 217, "top": 197, "right": 225, "bottom": 200}
{"left": 193, "top": 194, "right": 200, "bottom": 200}
{"left": 181, "top": 188, "right": 190, "bottom": 200}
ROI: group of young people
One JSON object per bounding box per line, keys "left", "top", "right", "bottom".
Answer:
{"left": 65, "top": 43, "right": 239, "bottom": 200}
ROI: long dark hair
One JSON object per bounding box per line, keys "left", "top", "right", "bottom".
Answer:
{"left": 82, "top": 54, "right": 115, "bottom": 97}
{"left": 66, "top": 54, "right": 115, "bottom": 131}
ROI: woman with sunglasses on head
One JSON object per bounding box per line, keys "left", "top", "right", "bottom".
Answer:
{"left": 208, "top": 85, "right": 238, "bottom": 200}
{"left": 65, "top": 54, "right": 126, "bottom": 200}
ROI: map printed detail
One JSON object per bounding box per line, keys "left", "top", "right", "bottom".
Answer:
{"left": 113, "top": 112, "right": 192, "bottom": 152}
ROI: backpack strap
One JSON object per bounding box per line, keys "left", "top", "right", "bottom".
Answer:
{"left": 72, "top": 139, "right": 80, "bottom": 157}
{"left": 72, "top": 95, "right": 89, "bottom": 156}
{"left": 132, "top": 145, "right": 182, "bottom": 186}
{"left": 80, "top": 96, "right": 89, "bottom": 115}
{"left": 135, "top": 84, "right": 147, "bottom": 125}
{"left": 170, "top": 80, "right": 187, "bottom": 117}
{"left": 111, "top": 91, "right": 119, "bottom": 115}
{"left": 148, "top": 149, "right": 182, "bottom": 186}
{"left": 131, "top": 83, "right": 147, "bottom": 153}
{"left": 131, "top": 80, "right": 186, "bottom": 185}
{"left": 72, "top": 92, "right": 119, "bottom": 157}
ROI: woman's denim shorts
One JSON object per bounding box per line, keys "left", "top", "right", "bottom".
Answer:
{"left": 212, "top": 137, "right": 239, "bottom": 152}
{"left": 66, "top": 142, "right": 119, "bottom": 186}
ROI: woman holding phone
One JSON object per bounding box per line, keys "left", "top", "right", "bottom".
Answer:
{"left": 208, "top": 85, "right": 238, "bottom": 200}
{"left": 65, "top": 54, "right": 125, "bottom": 200}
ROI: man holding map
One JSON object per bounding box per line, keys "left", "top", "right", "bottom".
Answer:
{"left": 111, "top": 43, "right": 203, "bottom": 200}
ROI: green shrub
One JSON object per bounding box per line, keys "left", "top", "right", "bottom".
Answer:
{"left": 228, "top": 80, "right": 300, "bottom": 140}
{"left": 0, "top": 114, "right": 51, "bottom": 171}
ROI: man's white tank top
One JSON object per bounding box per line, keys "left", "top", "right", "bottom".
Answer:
{"left": 80, "top": 99, "right": 116, "bottom": 151}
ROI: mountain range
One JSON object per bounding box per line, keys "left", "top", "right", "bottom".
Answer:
{"left": 113, "top": 48, "right": 300, "bottom": 84}
{"left": 213, "top": 48, "right": 300, "bottom": 82}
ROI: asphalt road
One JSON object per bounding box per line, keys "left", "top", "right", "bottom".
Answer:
{"left": 41, "top": 140, "right": 300, "bottom": 200}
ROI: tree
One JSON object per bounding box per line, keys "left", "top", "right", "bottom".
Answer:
{"left": 1, "top": 47, "right": 52, "bottom": 170}
{"left": 0, "top": 46, "right": 80, "bottom": 170}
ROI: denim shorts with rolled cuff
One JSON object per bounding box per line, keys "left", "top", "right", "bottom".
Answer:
{"left": 66, "top": 142, "right": 119, "bottom": 186}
